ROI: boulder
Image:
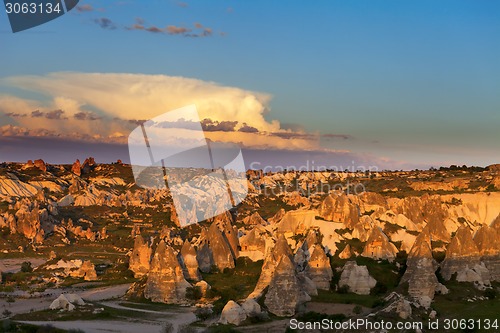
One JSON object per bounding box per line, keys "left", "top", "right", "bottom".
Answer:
{"left": 219, "top": 300, "right": 247, "bottom": 325}
{"left": 338, "top": 261, "right": 376, "bottom": 295}
{"left": 49, "top": 294, "right": 84, "bottom": 311}
{"left": 241, "top": 298, "right": 261, "bottom": 316}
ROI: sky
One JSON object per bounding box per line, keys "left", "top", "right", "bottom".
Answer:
{"left": 0, "top": 0, "right": 499, "bottom": 170}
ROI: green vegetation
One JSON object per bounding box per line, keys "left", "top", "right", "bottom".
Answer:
{"left": 311, "top": 290, "right": 382, "bottom": 308}
{"left": 202, "top": 257, "right": 263, "bottom": 314}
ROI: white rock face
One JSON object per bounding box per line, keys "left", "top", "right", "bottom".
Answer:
{"left": 219, "top": 300, "right": 247, "bottom": 325}
{"left": 338, "top": 261, "right": 376, "bottom": 295}
{"left": 0, "top": 175, "right": 38, "bottom": 197}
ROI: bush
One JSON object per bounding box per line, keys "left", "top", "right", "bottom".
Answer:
{"left": 353, "top": 305, "right": 362, "bottom": 314}
{"left": 484, "top": 288, "right": 497, "bottom": 300}
{"left": 337, "top": 285, "right": 349, "bottom": 294}
{"left": 371, "top": 281, "right": 388, "bottom": 295}
{"left": 185, "top": 286, "right": 202, "bottom": 301}
{"left": 21, "top": 261, "right": 33, "bottom": 273}
{"left": 194, "top": 307, "right": 213, "bottom": 321}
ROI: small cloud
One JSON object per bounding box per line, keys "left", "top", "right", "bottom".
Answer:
{"left": 45, "top": 109, "right": 65, "bottom": 119}
{"left": 226, "top": 7, "right": 233, "bottom": 13}
{"left": 74, "top": 112, "right": 101, "bottom": 121}
{"left": 31, "top": 110, "right": 43, "bottom": 118}
{"left": 202, "top": 28, "right": 212, "bottom": 37}
{"left": 93, "top": 17, "right": 116, "bottom": 30}
{"left": 194, "top": 22, "right": 203, "bottom": 29}
{"left": 177, "top": 2, "right": 189, "bottom": 8}
{"left": 201, "top": 119, "right": 238, "bottom": 132}
{"left": 166, "top": 25, "right": 191, "bottom": 35}
{"left": 135, "top": 17, "right": 145, "bottom": 25}
{"left": 76, "top": 4, "right": 94, "bottom": 12}
{"left": 239, "top": 124, "right": 259, "bottom": 133}
{"left": 321, "top": 133, "right": 352, "bottom": 140}
{"left": 146, "top": 26, "right": 163, "bottom": 33}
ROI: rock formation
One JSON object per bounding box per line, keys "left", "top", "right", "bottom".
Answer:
{"left": 219, "top": 300, "right": 247, "bottom": 325}
{"left": 243, "top": 212, "right": 267, "bottom": 225}
{"left": 180, "top": 240, "right": 201, "bottom": 281}
{"left": 239, "top": 227, "right": 267, "bottom": 261}
{"left": 70, "top": 260, "right": 97, "bottom": 281}
{"left": 440, "top": 225, "right": 485, "bottom": 283}
{"left": 144, "top": 241, "right": 191, "bottom": 304}
{"left": 306, "top": 245, "right": 333, "bottom": 290}
{"left": 196, "top": 222, "right": 235, "bottom": 273}
{"left": 361, "top": 227, "right": 398, "bottom": 261}
{"left": 338, "top": 261, "right": 376, "bottom": 295}
{"left": 264, "top": 254, "right": 310, "bottom": 317}
{"left": 339, "top": 244, "right": 353, "bottom": 259}
{"left": 474, "top": 225, "right": 500, "bottom": 281}
{"left": 400, "top": 231, "right": 444, "bottom": 307}
{"left": 71, "top": 159, "right": 82, "bottom": 176}
{"left": 319, "top": 192, "right": 359, "bottom": 228}
{"left": 129, "top": 235, "right": 152, "bottom": 278}
{"left": 34, "top": 159, "right": 47, "bottom": 172}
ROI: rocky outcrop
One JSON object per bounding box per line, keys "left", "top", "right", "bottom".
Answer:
{"left": 13, "top": 203, "right": 45, "bottom": 243}
{"left": 70, "top": 260, "right": 97, "bottom": 281}
{"left": 239, "top": 227, "right": 267, "bottom": 261}
{"left": 474, "top": 225, "right": 500, "bottom": 281}
{"left": 180, "top": 240, "right": 201, "bottom": 281}
{"left": 219, "top": 300, "right": 247, "bottom": 325}
{"left": 361, "top": 227, "right": 398, "bottom": 261}
{"left": 243, "top": 212, "right": 267, "bottom": 226}
{"left": 339, "top": 244, "right": 353, "bottom": 259}
{"left": 34, "top": 159, "right": 47, "bottom": 172}
{"left": 440, "top": 226, "right": 481, "bottom": 280}
{"left": 400, "top": 231, "right": 444, "bottom": 307}
{"left": 338, "top": 261, "right": 376, "bottom": 295}
{"left": 129, "top": 235, "right": 152, "bottom": 278}
{"left": 196, "top": 222, "right": 236, "bottom": 273}
{"left": 319, "top": 192, "right": 359, "bottom": 228}
{"left": 71, "top": 159, "right": 82, "bottom": 176}
{"left": 249, "top": 233, "right": 293, "bottom": 299}
{"left": 81, "top": 157, "right": 96, "bottom": 174}
{"left": 264, "top": 254, "right": 310, "bottom": 317}
{"left": 144, "top": 241, "right": 191, "bottom": 304}
{"left": 306, "top": 245, "right": 333, "bottom": 290}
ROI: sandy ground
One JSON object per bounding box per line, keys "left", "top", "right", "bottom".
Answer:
{"left": 0, "top": 257, "right": 46, "bottom": 273}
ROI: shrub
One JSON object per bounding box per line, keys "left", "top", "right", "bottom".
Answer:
{"left": 337, "top": 285, "right": 349, "bottom": 294}
{"left": 185, "top": 286, "right": 202, "bottom": 301}
{"left": 353, "top": 305, "right": 362, "bottom": 314}
{"left": 20, "top": 261, "right": 33, "bottom": 273}
{"left": 484, "top": 288, "right": 497, "bottom": 300}
{"left": 194, "top": 307, "right": 213, "bottom": 321}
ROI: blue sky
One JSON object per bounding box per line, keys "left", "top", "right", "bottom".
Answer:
{"left": 0, "top": 0, "right": 499, "bottom": 169}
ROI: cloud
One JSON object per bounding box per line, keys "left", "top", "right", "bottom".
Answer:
{"left": 177, "top": 2, "right": 189, "bottom": 8}
{"left": 125, "top": 20, "right": 218, "bottom": 38}
{"left": 93, "top": 18, "right": 116, "bottom": 30}
{"left": 166, "top": 25, "right": 191, "bottom": 35}
{"left": 76, "top": 4, "right": 94, "bottom": 12}
{"left": 74, "top": 111, "right": 101, "bottom": 121}
{"left": 0, "top": 72, "right": 357, "bottom": 156}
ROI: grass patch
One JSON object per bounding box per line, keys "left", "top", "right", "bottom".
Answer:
{"left": 202, "top": 257, "right": 263, "bottom": 313}
{"left": 311, "top": 290, "right": 381, "bottom": 308}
